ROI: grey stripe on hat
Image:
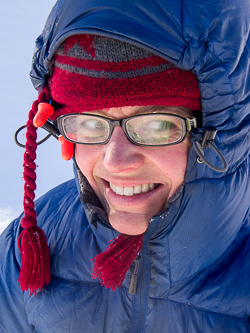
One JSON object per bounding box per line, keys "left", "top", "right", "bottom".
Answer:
{"left": 93, "top": 36, "right": 154, "bottom": 62}
{"left": 56, "top": 43, "right": 94, "bottom": 60}
{"left": 54, "top": 61, "right": 174, "bottom": 79}
{"left": 67, "top": 44, "right": 94, "bottom": 60}
{"left": 56, "top": 36, "right": 164, "bottom": 62}
{"left": 56, "top": 43, "right": 65, "bottom": 56}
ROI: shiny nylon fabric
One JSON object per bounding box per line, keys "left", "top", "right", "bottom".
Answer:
{"left": 31, "top": 0, "right": 250, "bottom": 174}
{"left": 0, "top": 0, "right": 250, "bottom": 332}
{"left": 1, "top": 173, "right": 250, "bottom": 332}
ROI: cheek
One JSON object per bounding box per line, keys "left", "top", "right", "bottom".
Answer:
{"left": 168, "top": 146, "right": 189, "bottom": 171}
{"left": 154, "top": 141, "right": 189, "bottom": 167}
{"left": 75, "top": 144, "right": 102, "bottom": 181}
{"left": 152, "top": 142, "right": 190, "bottom": 192}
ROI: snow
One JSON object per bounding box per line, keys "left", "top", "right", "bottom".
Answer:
{"left": 0, "top": 0, "right": 73, "bottom": 234}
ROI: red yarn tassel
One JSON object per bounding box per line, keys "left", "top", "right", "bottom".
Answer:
{"left": 18, "top": 227, "right": 51, "bottom": 296}
{"left": 91, "top": 233, "right": 143, "bottom": 291}
{"left": 19, "top": 88, "right": 51, "bottom": 296}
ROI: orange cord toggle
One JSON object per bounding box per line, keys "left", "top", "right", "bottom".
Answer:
{"left": 59, "top": 136, "right": 74, "bottom": 160}
{"left": 33, "top": 103, "right": 54, "bottom": 127}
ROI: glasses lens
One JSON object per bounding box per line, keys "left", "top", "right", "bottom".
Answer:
{"left": 126, "top": 114, "right": 184, "bottom": 145}
{"left": 62, "top": 115, "right": 110, "bottom": 143}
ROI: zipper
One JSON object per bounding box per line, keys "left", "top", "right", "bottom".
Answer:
{"left": 129, "top": 236, "right": 150, "bottom": 333}
{"left": 129, "top": 255, "right": 141, "bottom": 295}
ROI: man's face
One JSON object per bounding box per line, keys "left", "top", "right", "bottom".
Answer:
{"left": 75, "top": 106, "right": 193, "bottom": 235}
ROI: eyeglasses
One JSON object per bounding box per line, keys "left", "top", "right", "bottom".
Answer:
{"left": 57, "top": 113, "right": 197, "bottom": 147}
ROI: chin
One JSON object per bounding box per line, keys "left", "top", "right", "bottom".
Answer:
{"left": 109, "top": 212, "right": 150, "bottom": 235}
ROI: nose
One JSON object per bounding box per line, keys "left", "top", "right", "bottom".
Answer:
{"left": 102, "top": 126, "right": 144, "bottom": 173}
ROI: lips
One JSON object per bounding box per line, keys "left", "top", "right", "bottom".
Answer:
{"left": 100, "top": 178, "right": 166, "bottom": 208}
{"left": 109, "top": 182, "right": 158, "bottom": 196}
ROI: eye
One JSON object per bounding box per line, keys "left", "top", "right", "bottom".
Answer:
{"left": 125, "top": 115, "right": 183, "bottom": 145}
{"left": 76, "top": 117, "right": 110, "bottom": 143}
{"left": 147, "top": 120, "right": 172, "bottom": 131}
{"left": 80, "top": 119, "right": 104, "bottom": 131}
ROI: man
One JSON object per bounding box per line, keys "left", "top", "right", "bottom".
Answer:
{"left": 0, "top": 0, "right": 249, "bottom": 332}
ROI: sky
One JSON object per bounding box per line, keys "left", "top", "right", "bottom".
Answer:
{"left": 0, "top": 0, "right": 73, "bottom": 233}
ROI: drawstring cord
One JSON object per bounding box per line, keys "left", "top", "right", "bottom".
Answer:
{"left": 14, "top": 120, "right": 60, "bottom": 148}
{"left": 193, "top": 129, "right": 228, "bottom": 172}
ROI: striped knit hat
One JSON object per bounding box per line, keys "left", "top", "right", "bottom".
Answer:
{"left": 48, "top": 34, "right": 201, "bottom": 119}
{"left": 19, "top": 34, "right": 201, "bottom": 296}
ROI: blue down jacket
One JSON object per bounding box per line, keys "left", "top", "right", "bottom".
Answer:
{"left": 1, "top": 0, "right": 250, "bottom": 332}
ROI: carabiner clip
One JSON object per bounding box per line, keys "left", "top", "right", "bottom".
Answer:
{"left": 193, "top": 129, "right": 228, "bottom": 173}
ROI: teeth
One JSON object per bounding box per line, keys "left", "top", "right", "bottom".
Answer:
{"left": 115, "top": 186, "right": 124, "bottom": 195}
{"left": 134, "top": 185, "right": 142, "bottom": 194}
{"left": 142, "top": 184, "right": 149, "bottom": 193}
{"left": 124, "top": 187, "right": 134, "bottom": 196}
{"left": 110, "top": 182, "right": 157, "bottom": 196}
{"left": 149, "top": 183, "right": 155, "bottom": 191}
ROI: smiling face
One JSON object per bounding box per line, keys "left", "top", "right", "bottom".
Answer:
{"left": 75, "top": 105, "right": 194, "bottom": 235}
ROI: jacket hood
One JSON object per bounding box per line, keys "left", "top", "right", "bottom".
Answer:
{"left": 30, "top": 0, "right": 250, "bottom": 282}
{"left": 31, "top": 0, "right": 250, "bottom": 173}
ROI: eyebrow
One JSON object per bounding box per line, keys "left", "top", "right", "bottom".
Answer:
{"left": 90, "top": 105, "right": 195, "bottom": 118}
{"left": 132, "top": 106, "right": 195, "bottom": 117}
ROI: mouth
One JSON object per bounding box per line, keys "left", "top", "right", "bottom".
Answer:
{"left": 109, "top": 182, "right": 160, "bottom": 196}
{"left": 101, "top": 179, "right": 166, "bottom": 207}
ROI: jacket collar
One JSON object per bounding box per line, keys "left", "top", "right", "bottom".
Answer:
{"left": 73, "top": 160, "right": 249, "bottom": 283}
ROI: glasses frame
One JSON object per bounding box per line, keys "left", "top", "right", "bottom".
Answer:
{"left": 57, "top": 113, "right": 197, "bottom": 147}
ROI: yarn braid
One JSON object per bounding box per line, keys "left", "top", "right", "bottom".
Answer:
{"left": 18, "top": 87, "right": 51, "bottom": 296}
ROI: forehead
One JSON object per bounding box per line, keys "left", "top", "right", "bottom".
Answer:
{"left": 85, "top": 105, "right": 195, "bottom": 119}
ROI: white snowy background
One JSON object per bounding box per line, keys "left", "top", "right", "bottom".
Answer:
{"left": 0, "top": 0, "right": 73, "bottom": 234}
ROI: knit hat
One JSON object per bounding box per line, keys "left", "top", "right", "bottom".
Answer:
{"left": 48, "top": 34, "right": 200, "bottom": 120}
{"left": 19, "top": 34, "right": 201, "bottom": 296}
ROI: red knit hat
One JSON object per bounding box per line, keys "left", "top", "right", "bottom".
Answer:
{"left": 49, "top": 34, "right": 201, "bottom": 119}
{"left": 19, "top": 34, "right": 201, "bottom": 296}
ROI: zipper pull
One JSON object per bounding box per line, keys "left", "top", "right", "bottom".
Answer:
{"left": 129, "top": 255, "right": 140, "bottom": 295}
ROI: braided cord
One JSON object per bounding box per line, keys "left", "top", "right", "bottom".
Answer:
{"left": 21, "top": 90, "right": 50, "bottom": 229}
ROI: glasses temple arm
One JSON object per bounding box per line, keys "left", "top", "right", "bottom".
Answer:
{"left": 42, "top": 120, "right": 61, "bottom": 140}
